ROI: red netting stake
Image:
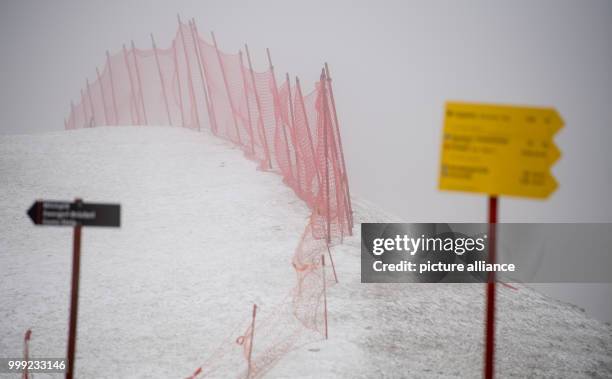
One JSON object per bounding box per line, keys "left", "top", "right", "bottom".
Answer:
{"left": 151, "top": 33, "right": 173, "bottom": 126}
{"left": 211, "top": 31, "right": 241, "bottom": 144}
{"left": 22, "top": 329, "right": 31, "bottom": 379}
{"left": 122, "top": 44, "right": 139, "bottom": 125}
{"left": 177, "top": 15, "right": 201, "bottom": 131}
{"left": 70, "top": 101, "right": 75, "bottom": 129}
{"left": 80, "top": 90, "right": 89, "bottom": 127}
{"left": 131, "top": 41, "right": 148, "bottom": 125}
{"left": 499, "top": 281, "right": 518, "bottom": 291}
{"left": 266, "top": 48, "right": 295, "bottom": 181}
{"left": 285, "top": 73, "right": 301, "bottom": 195}
{"left": 320, "top": 70, "right": 332, "bottom": 244}
{"left": 239, "top": 51, "right": 256, "bottom": 154}
{"left": 247, "top": 304, "right": 258, "bottom": 378}
{"left": 186, "top": 366, "right": 202, "bottom": 379}
{"left": 191, "top": 20, "right": 219, "bottom": 135}
{"left": 324, "top": 63, "right": 354, "bottom": 232}
{"left": 484, "top": 196, "right": 498, "bottom": 379}
{"left": 326, "top": 245, "right": 338, "bottom": 283}
{"left": 295, "top": 76, "right": 322, "bottom": 193}
{"left": 105, "top": 51, "right": 119, "bottom": 125}
{"left": 320, "top": 70, "right": 346, "bottom": 243}
{"left": 172, "top": 39, "right": 186, "bottom": 126}
{"left": 96, "top": 67, "right": 109, "bottom": 125}
{"left": 323, "top": 83, "right": 351, "bottom": 239}
{"left": 321, "top": 255, "right": 328, "bottom": 340}
{"left": 188, "top": 20, "right": 215, "bottom": 133}
{"left": 85, "top": 79, "right": 97, "bottom": 127}
{"left": 245, "top": 44, "right": 272, "bottom": 169}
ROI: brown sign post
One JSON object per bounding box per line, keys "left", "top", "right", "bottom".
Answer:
{"left": 28, "top": 199, "right": 120, "bottom": 379}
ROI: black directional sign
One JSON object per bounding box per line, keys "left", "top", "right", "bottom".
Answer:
{"left": 27, "top": 200, "right": 120, "bottom": 227}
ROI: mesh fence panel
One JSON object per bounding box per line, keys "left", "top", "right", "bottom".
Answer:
{"left": 65, "top": 19, "right": 353, "bottom": 378}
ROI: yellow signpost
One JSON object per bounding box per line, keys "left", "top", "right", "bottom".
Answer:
{"left": 438, "top": 101, "right": 563, "bottom": 199}
{"left": 438, "top": 101, "right": 563, "bottom": 379}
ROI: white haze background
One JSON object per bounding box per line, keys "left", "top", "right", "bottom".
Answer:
{"left": 0, "top": 0, "right": 611, "bottom": 322}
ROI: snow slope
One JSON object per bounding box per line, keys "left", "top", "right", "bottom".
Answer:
{"left": 1, "top": 127, "right": 611, "bottom": 378}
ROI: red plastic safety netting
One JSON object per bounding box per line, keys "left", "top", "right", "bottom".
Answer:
{"left": 65, "top": 18, "right": 353, "bottom": 379}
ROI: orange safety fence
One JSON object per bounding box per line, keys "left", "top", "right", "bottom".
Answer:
{"left": 65, "top": 17, "right": 353, "bottom": 378}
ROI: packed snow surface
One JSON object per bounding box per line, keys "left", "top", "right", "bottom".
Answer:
{"left": 1, "top": 127, "right": 610, "bottom": 378}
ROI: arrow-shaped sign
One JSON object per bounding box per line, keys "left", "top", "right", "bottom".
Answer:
{"left": 27, "top": 200, "right": 120, "bottom": 227}
{"left": 26, "top": 198, "right": 120, "bottom": 378}
{"left": 439, "top": 102, "right": 563, "bottom": 199}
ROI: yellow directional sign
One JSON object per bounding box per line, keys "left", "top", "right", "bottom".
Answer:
{"left": 438, "top": 102, "right": 563, "bottom": 199}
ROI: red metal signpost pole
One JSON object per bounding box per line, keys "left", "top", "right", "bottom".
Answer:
{"left": 484, "top": 196, "right": 498, "bottom": 379}
{"left": 27, "top": 199, "right": 119, "bottom": 378}
{"left": 66, "top": 198, "right": 83, "bottom": 379}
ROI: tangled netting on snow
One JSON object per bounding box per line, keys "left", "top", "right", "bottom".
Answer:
{"left": 65, "top": 18, "right": 353, "bottom": 379}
